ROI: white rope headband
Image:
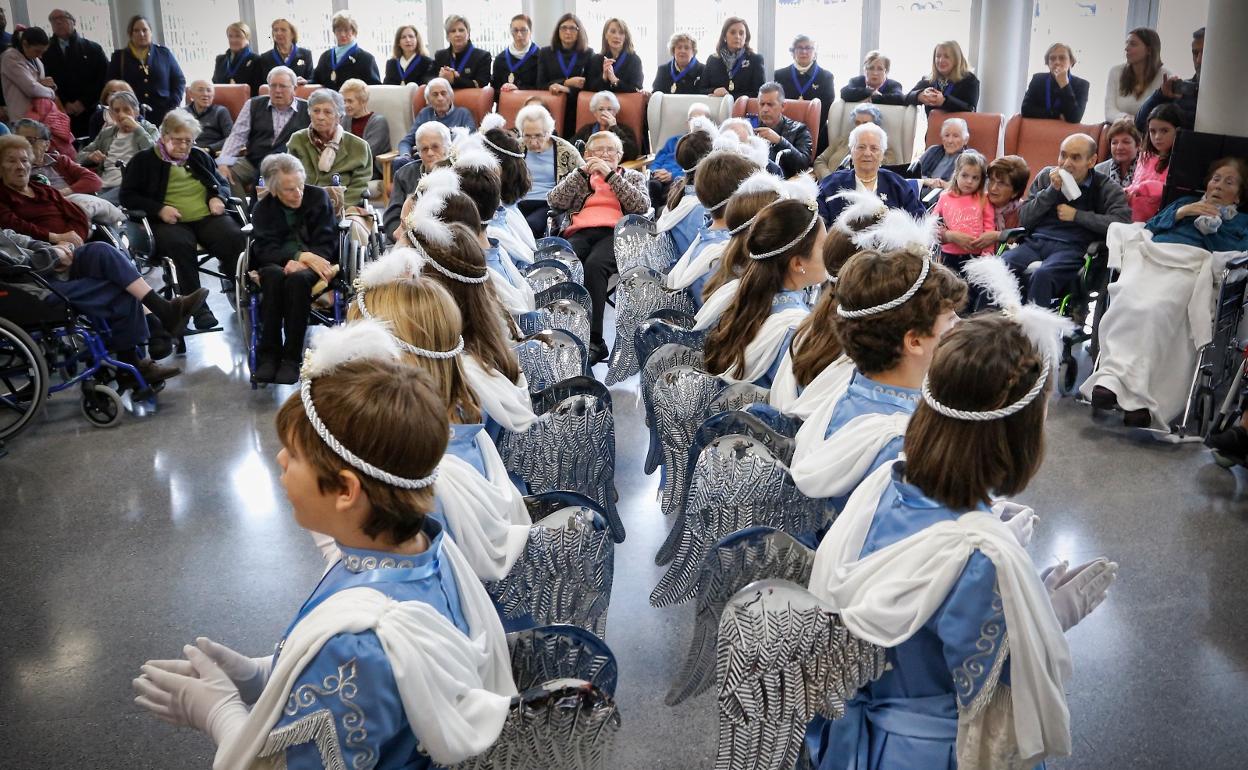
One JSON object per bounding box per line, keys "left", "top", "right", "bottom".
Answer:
{"left": 420, "top": 251, "right": 490, "bottom": 284}
{"left": 354, "top": 291, "right": 466, "bottom": 359}
{"left": 729, "top": 213, "right": 760, "bottom": 236}
{"left": 707, "top": 196, "right": 730, "bottom": 212}
{"left": 837, "top": 258, "right": 931, "bottom": 318}
{"left": 921, "top": 359, "right": 1049, "bottom": 421}
{"left": 298, "top": 379, "right": 439, "bottom": 489}
{"left": 747, "top": 203, "right": 820, "bottom": 260}
{"left": 481, "top": 133, "right": 525, "bottom": 158}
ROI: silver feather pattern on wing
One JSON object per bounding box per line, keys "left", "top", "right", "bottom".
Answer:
{"left": 604, "top": 269, "right": 696, "bottom": 385}
{"left": 613, "top": 214, "right": 679, "bottom": 275}
{"left": 651, "top": 366, "right": 723, "bottom": 520}
{"left": 543, "top": 300, "right": 591, "bottom": 348}
{"left": 666, "top": 528, "right": 815, "bottom": 706}
{"left": 506, "top": 625, "right": 619, "bottom": 696}
{"left": 524, "top": 265, "right": 571, "bottom": 294}
{"left": 513, "top": 332, "right": 588, "bottom": 393}
{"left": 708, "top": 383, "right": 772, "bottom": 416}
{"left": 450, "top": 681, "right": 621, "bottom": 770}
{"left": 651, "top": 437, "right": 824, "bottom": 607}
{"left": 486, "top": 509, "right": 615, "bottom": 637}
{"left": 714, "top": 580, "right": 889, "bottom": 770}
{"left": 641, "top": 344, "right": 705, "bottom": 475}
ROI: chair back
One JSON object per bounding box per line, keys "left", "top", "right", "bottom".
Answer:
{"left": 258, "top": 84, "right": 322, "bottom": 100}
{"left": 410, "top": 85, "right": 495, "bottom": 128}
{"left": 732, "top": 97, "right": 822, "bottom": 164}
{"left": 825, "top": 101, "right": 920, "bottom": 163}
{"left": 646, "top": 93, "right": 736, "bottom": 151}
{"left": 364, "top": 84, "right": 417, "bottom": 153}
{"left": 577, "top": 91, "right": 649, "bottom": 153}
{"left": 924, "top": 109, "right": 1004, "bottom": 163}
{"left": 1163, "top": 129, "right": 1248, "bottom": 208}
{"left": 499, "top": 90, "right": 568, "bottom": 134}
{"left": 186, "top": 83, "right": 250, "bottom": 120}
{"left": 1004, "top": 115, "right": 1106, "bottom": 187}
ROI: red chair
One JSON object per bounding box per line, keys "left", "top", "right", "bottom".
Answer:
{"left": 574, "top": 91, "right": 650, "bottom": 154}
{"left": 499, "top": 90, "right": 568, "bottom": 134}
{"left": 731, "top": 96, "right": 822, "bottom": 168}
{"left": 258, "top": 84, "right": 323, "bottom": 100}
{"left": 409, "top": 86, "right": 496, "bottom": 129}
{"left": 186, "top": 83, "right": 251, "bottom": 120}
{"left": 1004, "top": 115, "right": 1106, "bottom": 187}
{"left": 923, "top": 110, "right": 1004, "bottom": 163}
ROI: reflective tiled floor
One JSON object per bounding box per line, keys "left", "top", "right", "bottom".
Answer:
{"left": 3, "top": 289, "right": 1247, "bottom": 768}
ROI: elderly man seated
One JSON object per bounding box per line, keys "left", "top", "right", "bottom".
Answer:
{"left": 753, "top": 80, "right": 812, "bottom": 177}
{"left": 1005, "top": 133, "right": 1132, "bottom": 308}
{"left": 813, "top": 103, "right": 900, "bottom": 178}
{"left": 911, "top": 116, "right": 969, "bottom": 197}
{"left": 392, "top": 78, "right": 477, "bottom": 176}
{"left": 573, "top": 90, "right": 640, "bottom": 162}
{"left": 383, "top": 121, "right": 451, "bottom": 240}
{"left": 215, "top": 66, "right": 310, "bottom": 199}
{"left": 184, "top": 80, "right": 234, "bottom": 155}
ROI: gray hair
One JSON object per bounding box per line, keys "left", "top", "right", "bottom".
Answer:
{"left": 790, "top": 35, "right": 813, "bottom": 51}
{"left": 11, "top": 118, "right": 51, "bottom": 140}
{"left": 686, "top": 102, "right": 712, "bottom": 119}
{"left": 758, "top": 80, "right": 784, "bottom": 99}
{"left": 161, "top": 109, "right": 203, "bottom": 140}
{"left": 941, "top": 117, "right": 970, "bottom": 140}
{"left": 189, "top": 79, "right": 213, "bottom": 92}
{"left": 586, "top": 130, "right": 623, "bottom": 154}
{"left": 261, "top": 152, "right": 307, "bottom": 186}
{"left": 307, "top": 88, "right": 345, "bottom": 116}
{"left": 107, "top": 90, "right": 140, "bottom": 112}
{"left": 516, "top": 104, "right": 555, "bottom": 134}
{"left": 849, "top": 121, "right": 888, "bottom": 153}
{"left": 267, "top": 65, "right": 296, "bottom": 88}
{"left": 424, "top": 77, "right": 453, "bottom": 102}
{"left": 851, "top": 103, "right": 883, "bottom": 126}
{"left": 589, "top": 90, "right": 619, "bottom": 112}
{"left": 414, "top": 121, "right": 451, "bottom": 146}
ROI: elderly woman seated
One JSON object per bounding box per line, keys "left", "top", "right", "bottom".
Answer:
{"left": 248, "top": 153, "right": 338, "bottom": 384}
{"left": 392, "top": 78, "right": 477, "bottom": 175}
{"left": 517, "top": 103, "right": 583, "bottom": 238}
{"left": 183, "top": 80, "right": 234, "bottom": 155}
{"left": 287, "top": 88, "right": 374, "bottom": 248}
{"left": 383, "top": 121, "right": 451, "bottom": 240}
{"left": 120, "top": 110, "right": 247, "bottom": 331}
{"left": 1082, "top": 158, "right": 1248, "bottom": 430}
{"left": 911, "top": 116, "right": 969, "bottom": 198}
{"left": 11, "top": 118, "right": 121, "bottom": 230}
{"left": 1094, "top": 118, "right": 1142, "bottom": 190}
{"left": 817, "top": 121, "right": 925, "bottom": 225}
{"left": 0, "top": 133, "right": 93, "bottom": 246}
{"left": 77, "top": 90, "right": 158, "bottom": 203}
{"left": 813, "top": 103, "right": 900, "bottom": 178}
{"left": 572, "top": 91, "right": 639, "bottom": 162}
{"left": 547, "top": 130, "right": 648, "bottom": 363}
{"left": 339, "top": 77, "right": 390, "bottom": 179}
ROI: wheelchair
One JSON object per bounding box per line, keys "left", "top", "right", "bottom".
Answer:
{"left": 0, "top": 265, "right": 161, "bottom": 440}
{"left": 1175, "top": 254, "right": 1248, "bottom": 439}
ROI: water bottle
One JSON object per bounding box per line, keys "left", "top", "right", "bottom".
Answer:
{"left": 331, "top": 174, "right": 341, "bottom": 187}
{"left": 255, "top": 176, "right": 265, "bottom": 200}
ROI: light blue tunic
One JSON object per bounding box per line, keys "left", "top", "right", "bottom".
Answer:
{"left": 447, "top": 421, "right": 488, "bottom": 477}
{"left": 807, "top": 463, "right": 1032, "bottom": 770}
{"left": 686, "top": 227, "right": 732, "bottom": 309}
{"left": 667, "top": 189, "right": 709, "bottom": 263}
{"left": 483, "top": 238, "right": 524, "bottom": 290}
{"left": 270, "top": 518, "right": 468, "bottom": 770}
{"left": 821, "top": 372, "right": 920, "bottom": 513}
{"left": 756, "top": 289, "right": 811, "bottom": 389}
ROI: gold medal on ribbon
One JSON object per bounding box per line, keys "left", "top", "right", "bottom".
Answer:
{"left": 330, "top": 71, "right": 336, "bottom": 82}
{"left": 728, "top": 79, "right": 734, "bottom": 91}
{"left": 670, "top": 83, "right": 677, "bottom": 93}
{"left": 509, "top": 72, "right": 515, "bottom": 84}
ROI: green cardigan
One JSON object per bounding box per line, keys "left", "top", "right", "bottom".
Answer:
{"left": 286, "top": 129, "right": 373, "bottom": 206}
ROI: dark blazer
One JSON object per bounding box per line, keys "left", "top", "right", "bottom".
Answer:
{"left": 652, "top": 58, "right": 705, "bottom": 94}
{"left": 41, "top": 32, "right": 109, "bottom": 136}
{"left": 491, "top": 45, "right": 541, "bottom": 92}
{"left": 312, "top": 45, "right": 381, "bottom": 90}
{"left": 766, "top": 115, "right": 814, "bottom": 177}
{"left": 775, "top": 64, "right": 835, "bottom": 153}
{"left": 253, "top": 47, "right": 314, "bottom": 90}
{"left": 702, "top": 51, "right": 766, "bottom": 98}
{"left": 250, "top": 185, "right": 337, "bottom": 268}
{"left": 537, "top": 46, "right": 594, "bottom": 89}
{"left": 905, "top": 73, "right": 980, "bottom": 114}
{"left": 212, "top": 49, "right": 259, "bottom": 94}
{"left": 840, "top": 75, "right": 905, "bottom": 105}
{"left": 120, "top": 146, "right": 231, "bottom": 215}
{"left": 585, "top": 50, "right": 644, "bottom": 93}
{"left": 106, "top": 44, "right": 185, "bottom": 126}
{"left": 817, "top": 168, "right": 924, "bottom": 226}
{"left": 432, "top": 45, "right": 492, "bottom": 89}
{"left": 1020, "top": 72, "right": 1091, "bottom": 123}
{"left": 384, "top": 54, "right": 435, "bottom": 86}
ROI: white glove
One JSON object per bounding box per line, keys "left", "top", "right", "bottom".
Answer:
{"left": 1046, "top": 558, "right": 1118, "bottom": 632}
{"left": 196, "top": 637, "right": 272, "bottom": 705}
{"left": 992, "top": 500, "right": 1038, "bottom": 547}
{"left": 133, "top": 645, "right": 251, "bottom": 744}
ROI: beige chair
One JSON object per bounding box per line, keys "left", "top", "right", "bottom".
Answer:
{"left": 367, "top": 84, "right": 418, "bottom": 199}
{"left": 824, "top": 101, "right": 921, "bottom": 164}
{"left": 645, "top": 93, "right": 736, "bottom": 154}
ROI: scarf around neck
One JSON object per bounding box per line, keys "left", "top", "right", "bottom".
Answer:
{"left": 310, "top": 124, "right": 344, "bottom": 173}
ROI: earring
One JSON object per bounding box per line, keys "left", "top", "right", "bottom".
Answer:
{"left": 798, "top": 266, "right": 806, "bottom": 274}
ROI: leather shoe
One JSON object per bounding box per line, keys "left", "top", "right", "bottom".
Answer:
{"left": 192, "top": 304, "right": 219, "bottom": 331}
{"left": 1122, "top": 408, "right": 1152, "bottom": 428}
{"left": 159, "top": 288, "right": 209, "bottom": 336}
{"left": 274, "top": 359, "right": 301, "bottom": 385}
{"left": 253, "top": 355, "right": 278, "bottom": 383}
{"left": 1089, "top": 385, "right": 1118, "bottom": 410}
{"left": 588, "top": 340, "right": 609, "bottom": 365}
{"left": 138, "top": 358, "right": 181, "bottom": 384}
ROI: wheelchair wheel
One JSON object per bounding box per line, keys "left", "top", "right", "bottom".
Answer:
{"left": 80, "top": 383, "right": 124, "bottom": 428}
{"left": 0, "top": 317, "right": 49, "bottom": 441}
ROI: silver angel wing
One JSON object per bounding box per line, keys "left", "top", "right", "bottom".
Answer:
{"left": 534, "top": 238, "right": 586, "bottom": 286}
{"left": 544, "top": 300, "right": 591, "bottom": 348}
{"left": 535, "top": 281, "right": 592, "bottom": 316}
{"left": 665, "top": 527, "right": 815, "bottom": 706}
{"left": 450, "top": 680, "right": 621, "bottom": 770}
{"left": 613, "top": 213, "right": 678, "bottom": 275}
{"left": 651, "top": 436, "right": 824, "bottom": 607}
{"left": 513, "top": 331, "right": 588, "bottom": 393}
{"left": 605, "top": 268, "right": 697, "bottom": 385}
{"left": 507, "top": 624, "right": 619, "bottom": 696}
{"left": 641, "top": 343, "right": 705, "bottom": 475}
{"left": 714, "top": 579, "right": 889, "bottom": 770}
{"left": 521, "top": 260, "right": 574, "bottom": 294}
{"left": 708, "top": 382, "right": 772, "bottom": 417}
{"left": 651, "top": 366, "right": 723, "bottom": 520}
{"left": 486, "top": 508, "right": 614, "bottom": 637}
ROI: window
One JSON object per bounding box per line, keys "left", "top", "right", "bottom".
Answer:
{"left": 576, "top": 0, "right": 659, "bottom": 88}
{"left": 673, "top": 0, "right": 758, "bottom": 69}
{"left": 1156, "top": 0, "right": 1208, "bottom": 79}
{"left": 774, "top": 0, "right": 864, "bottom": 94}
{"left": 879, "top": 0, "right": 974, "bottom": 91}
{"left": 352, "top": 0, "right": 428, "bottom": 66}
{"left": 435, "top": 0, "right": 523, "bottom": 61}
{"left": 1030, "top": 0, "right": 1129, "bottom": 123}
{"left": 159, "top": 0, "right": 244, "bottom": 81}
{"left": 51, "top": 0, "right": 115, "bottom": 55}
{"left": 254, "top": 0, "right": 335, "bottom": 58}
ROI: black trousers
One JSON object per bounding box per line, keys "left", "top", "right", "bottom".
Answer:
{"left": 151, "top": 214, "right": 247, "bottom": 292}
{"left": 517, "top": 199, "right": 549, "bottom": 241}
{"left": 257, "top": 265, "right": 319, "bottom": 361}
{"left": 566, "top": 226, "right": 616, "bottom": 344}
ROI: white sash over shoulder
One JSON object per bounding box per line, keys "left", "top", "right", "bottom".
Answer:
{"left": 435, "top": 451, "right": 531, "bottom": 580}
{"left": 693, "top": 279, "right": 740, "bottom": 331}
{"left": 769, "top": 352, "right": 855, "bottom": 420}
{"left": 655, "top": 193, "right": 702, "bottom": 234}
{"left": 790, "top": 390, "right": 908, "bottom": 499}
{"left": 666, "top": 238, "right": 728, "bottom": 292}
{"left": 463, "top": 354, "right": 537, "bottom": 433}
{"left": 488, "top": 248, "right": 537, "bottom": 313}
{"left": 716, "top": 309, "right": 809, "bottom": 384}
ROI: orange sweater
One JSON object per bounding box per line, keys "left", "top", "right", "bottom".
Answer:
{"left": 565, "top": 173, "right": 624, "bottom": 235}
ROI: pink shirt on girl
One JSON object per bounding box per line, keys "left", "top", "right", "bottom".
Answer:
{"left": 934, "top": 190, "right": 996, "bottom": 255}
{"left": 1125, "top": 153, "right": 1169, "bottom": 222}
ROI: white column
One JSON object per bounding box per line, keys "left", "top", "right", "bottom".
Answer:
{"left": 973, "top": 0, "right": 1033, "bottom": 117}
{"left": 1194, "top": 0, "right": 1248, "bottom": 138}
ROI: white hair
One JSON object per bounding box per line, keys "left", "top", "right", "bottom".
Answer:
{"left": 589, "top": 90, "right": 620, "bottom": 112}
{"left": 849, "top": 121, "right": 889, "bottom": 153}
{"left": 686, "top": 102, "right": 712, "bottom": 119}
{"left": 586, "top": 130, "right": 623, "bottom": 153}
{"left": 942, "top": 117, "right": 970, "bottom": 140}
{"left": 516, "top": 104, "right": 555, "bottom": 134}
{"left": 267, "top": 66, "right": 296, "bottom": 88}
{"left": 414, "top": 121, "right": 451, "bottom": 146}
{"left": 307, "top": 88, "right": 345, "bottom": 116}
{"left": 424, "top": 77, "right": 453, "bottom": 102}
{"left": 160, "top": 109, "right": 202, "bottom": 140}
{"left": 260, "top": 152, "right": 307, "bottom": 186}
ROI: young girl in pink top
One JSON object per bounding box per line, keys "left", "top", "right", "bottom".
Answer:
{"left": 1126, "top": 103, "right": 1181, "bottom": 222}
{"left": 934, "top": 150, "right": 994, "bottom": 310}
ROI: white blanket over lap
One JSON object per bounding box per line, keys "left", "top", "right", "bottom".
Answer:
{"left": 214, "top": 538, "right": 516, "bottom": 770}
{"left": 769, "top": 352, "right": 855, "bottom": 420}
{"left": 808, "top": 461, "right": 1072, "bottom": 767}
{"left": 789, "top": 386, "right": 907, "bottom": 499}
{"left": 462, "top": 354, "right": 537, "bottom": 433}
{"left": 1080, "top": 222, "right": 1242, "bottom": 428}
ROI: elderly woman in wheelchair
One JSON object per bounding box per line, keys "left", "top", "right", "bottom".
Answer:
{"left": 246, "top": 153, "right": 340, "bottom": 385}
{"left": 1081, "top": 157, "right": 1248, "bottom": 430}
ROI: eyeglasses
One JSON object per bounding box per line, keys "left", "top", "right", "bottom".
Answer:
{"left": 587, "top": 147, "right": 621, "bottom": 158}
{"left": 559, "top": 25, "right": 580, "bottom": 32}
{"left": 522, "top": 132, "right": 549, "bottom": 141}
{"left": 793, "top": 45, "right": 815, "bottom": 53}
{"left": 164, "top": 136, "right": 194, "bottom": 146}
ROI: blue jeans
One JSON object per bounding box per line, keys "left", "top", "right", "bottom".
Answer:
{"left": 1003, "top": 238, "right": 1088, "bottom": 310}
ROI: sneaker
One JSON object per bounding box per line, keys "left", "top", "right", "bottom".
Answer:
{"left": 1090, "top": 385, "right": 1118, "bottom": 410}
{"left": 1122, "top": 408, "right": 1152, "bottom": 428}
{"left": 588, "top": 340, "right": 609, "bottom": 366}
{"left": 192, "top": 304, "right": 219, "bottom": 331}
{"left": 253, "top": 354, "right": 279, "bottom": 383}
{"left": 274, "top": 359, "right": 301, "bottom": 385}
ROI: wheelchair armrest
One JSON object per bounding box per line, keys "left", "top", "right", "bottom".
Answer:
{"left": 621, "top": 154, "right": 654, "bottom": 171}
{"left": 240, "top": 223, "right": 254, "bottom": 237}
{"left": 336, "top": 219, "right": 353, "bottom": 233}
{"left": 228, "top": 196, "right": 246, "bottom": 207}
{"left": 127, "top": 209, "right": 149, "bottom": 222}
{"left": 998, "top": 227, "right": 1027, "bottom": 244}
